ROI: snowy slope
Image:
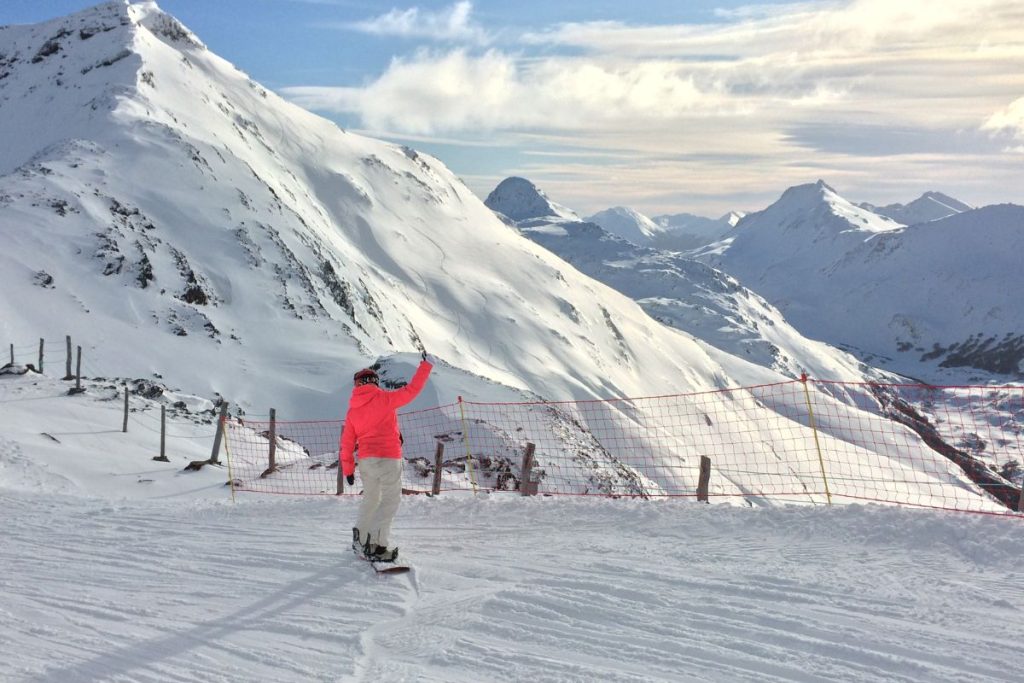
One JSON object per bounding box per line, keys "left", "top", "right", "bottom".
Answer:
{"left": 694, "top": 181, "right": 1024, "bottom": 381}
{"left": 859, "top": 191, "right": 972, "bottom": 225}
{"left": 3, "top": 483, "right": 1023, "bottom": 681}
{"left": 1, "top": 373, "right": 1022, "bottom": 681}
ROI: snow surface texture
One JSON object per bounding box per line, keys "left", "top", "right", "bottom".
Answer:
{"left": 1, "top": 368, "right": 1021, "bottom": 681}
{"left": 2, "top": 491, "right": 1023, "bottom": 682}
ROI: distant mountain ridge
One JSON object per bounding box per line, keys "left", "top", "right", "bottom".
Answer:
{"left": 485, "top": 177, "right": 889, "bottom": 383}
{"left": 487, "top": 176, "right": 1023, "bottom": 382}
{"left": 697, "top": 181, "right": 1024, "bottom": 380}
{"left": 584, "top": 204, "right": 741, "bottom": 251}
{"left": 858, "top": 191, "right": 972, "bottom": 225}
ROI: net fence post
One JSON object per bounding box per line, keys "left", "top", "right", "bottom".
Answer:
{"left": 337, "top": 459, "right": 344, "bottom": 495}
{"left": 697, "top": 455, "right": 711, "bottom": 503}
{"left": 431, "top": 441, "right": 444, "bottom": 495}
{"left": 261, "top": 408, "right": 277, "bottom": 478}
{"left": 520, "top": 442, "right": 537, "bottom": 496}
{"left": 122, "top": 382, "right": 129, "bottom": 432}
{"left": 38, "top": 338, "right": 43, "bottom": 374}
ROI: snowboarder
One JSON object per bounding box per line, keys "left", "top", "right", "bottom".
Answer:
{"left": 340, "top": 352, "right": 433, "bottom": 562}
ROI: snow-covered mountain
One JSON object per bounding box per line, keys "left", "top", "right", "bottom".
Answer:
{"left": 483, "top": 176, "right": 579, "bottom": 223}
{"left": 859, "top": 191, "right": 972, "bottom": 225}
{"left": 695, "top": 181, "right": 1024, "bottom": 380}
{"left": 585, "top": 206, "right": 665, "bottom": 245}
{"left": 2, "top": 1, "right": 761, "bottom": 422}
{"left": 485, "top": 178, "right": 887, "bottom": 383}
{"left": 585, "top": 206, "right": 742, "bottom": 251}
{"left": 650, "top": 210, "right": 742, "bottom": 251}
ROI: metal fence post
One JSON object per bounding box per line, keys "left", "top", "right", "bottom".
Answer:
{"left": 209, "top": 402, "right": 229, "bottom": 465}
{"left": 74, "top": 346, "right": 82, "bottom": 392}
{"left": 152, "top": 405, "right": 170, "bottom": 462}
{"left": 64, "top": 336, "right": 73, "bottom": 379}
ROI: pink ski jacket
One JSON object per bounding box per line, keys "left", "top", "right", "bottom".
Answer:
{"left": 339, "top": 360, "right": 433, "bottom": 477}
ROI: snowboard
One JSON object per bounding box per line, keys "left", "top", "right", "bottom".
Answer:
{"left": 371, "top": 561, "right": 411, "bottom": 575}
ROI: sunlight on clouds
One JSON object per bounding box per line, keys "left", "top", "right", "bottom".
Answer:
{"left": 983, "top": 97, "right": 1024, "bottom": 146}
{"left": 345, "top": 1, "right": 488, "bottom": 44}
{"left": 288, "top": 0, "right": 1024, "bottom": 213}
{"left": 284, "top": 51, "right": 719, "bottom": 134}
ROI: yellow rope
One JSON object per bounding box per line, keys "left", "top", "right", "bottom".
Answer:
{"left": 801, "top": 375, "right": 832, "bottom": 506}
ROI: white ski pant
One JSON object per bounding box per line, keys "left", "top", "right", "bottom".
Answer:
{"left": 355, "top": 457, "right": 403, "bottom": 548}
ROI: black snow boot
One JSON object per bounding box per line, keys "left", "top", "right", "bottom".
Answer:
{"left": 369, "top": 544, "right": 398, "bottom": 562}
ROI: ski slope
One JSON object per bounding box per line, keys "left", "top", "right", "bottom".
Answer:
{"left": 2, "top": 492, "right": 1022, "bottom": 682}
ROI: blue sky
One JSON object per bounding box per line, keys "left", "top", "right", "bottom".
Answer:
{"left": 5, "top": 1, "right": 1024, "bottom": 216}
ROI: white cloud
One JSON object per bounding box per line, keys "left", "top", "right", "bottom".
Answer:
{"left": 285, "top": 0, "right": 1024, "bottom": 214}
{"left": 983, "top": 97, "right": 1024, "bottom": 144}
{"left": 345, "top": 1, "right": 489, "bottom": 44}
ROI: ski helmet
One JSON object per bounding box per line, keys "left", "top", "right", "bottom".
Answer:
{"left": 353, "top": 368, "right": 379, "bottom": 386}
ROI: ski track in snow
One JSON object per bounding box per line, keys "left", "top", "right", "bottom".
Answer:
{"left": 1, "top": 493, "right": 1022, "bottom": 682}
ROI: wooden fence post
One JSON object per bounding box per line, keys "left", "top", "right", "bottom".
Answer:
{"left": 697, "top": 455, "right": 711, "bottom": 503}
{"left": 8, "top": 343, "right": 12, "bottom": 365}
{"left": 336, "top": 464, "right": 344, "bottom": 495}
{"left": 64, "top": 336, "right": 73, "bottom": 379}
{"left": 261, "top": 408, "right": 278, "bottom": 478}
{"left": 520, "top": 442, "right": 537, "bottom": 496}
{"left": 431, "top": 442, "right": 444, "bottom": 495}
{"left": 122, "top": 382, "right": 129, "bottom": 432}
{"left": 209, "top": 402, "right": 229, "bottom": 465}
{"left": 38, "top": 338, "right": 43, "bottom": 373}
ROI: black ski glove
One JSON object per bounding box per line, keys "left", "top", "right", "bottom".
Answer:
{"left": 421, "top": 349, "right": 428, "bottom": 362}
{"left": 346, "top": 474, "right": 355, "bottom": 486}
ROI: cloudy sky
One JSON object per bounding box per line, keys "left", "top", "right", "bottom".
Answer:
{"left": 7, "top": 0, "right": 1024, "bottom": 216}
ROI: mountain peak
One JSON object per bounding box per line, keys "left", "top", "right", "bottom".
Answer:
{"left": 484, "top": 177, "right": 579, "bottom": 222}
{"left": 777, "top": 179, "right": 839, "bottom": 205}
{"left": 586, "top": 206, "right": 663, "bottom": 245}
